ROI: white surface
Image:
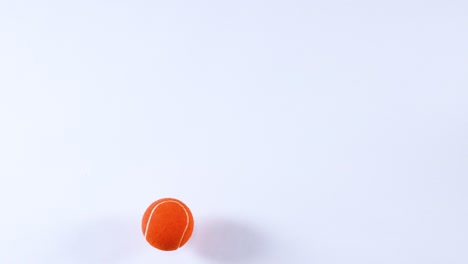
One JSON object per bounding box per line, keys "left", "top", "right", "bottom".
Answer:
{"left": 1, "top": 1, "right": 467, "bottom": 263}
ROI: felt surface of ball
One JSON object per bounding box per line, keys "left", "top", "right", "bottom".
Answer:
{"left": 142, "top": 198, "right": 194, "bottom": 251}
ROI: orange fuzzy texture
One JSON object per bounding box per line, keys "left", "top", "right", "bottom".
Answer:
{"left": 141, "top": 198, "right": 194, "bottom": 251}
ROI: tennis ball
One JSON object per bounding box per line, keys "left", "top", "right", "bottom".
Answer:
{"left": 141, "top": 198, "right": 194, "bottom": 251}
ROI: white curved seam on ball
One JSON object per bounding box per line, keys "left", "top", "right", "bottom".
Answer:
{"left": 144, "top": 200, "right": 172, "bottom": 238}
{"left": 173, "top": 201, "right": 190, "bottom": 248}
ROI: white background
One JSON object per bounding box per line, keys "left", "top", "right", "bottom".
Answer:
{"left": 1, "top": 0, "right": 467, "bottom": 263}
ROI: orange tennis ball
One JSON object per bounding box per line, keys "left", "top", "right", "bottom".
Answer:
{"left": 141, "top": 198, "right": 194, "bottom": 251}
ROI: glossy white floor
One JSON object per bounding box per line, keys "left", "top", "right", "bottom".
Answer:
{"left": 1, "top": 1, "right": 467, "bottom": 263}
